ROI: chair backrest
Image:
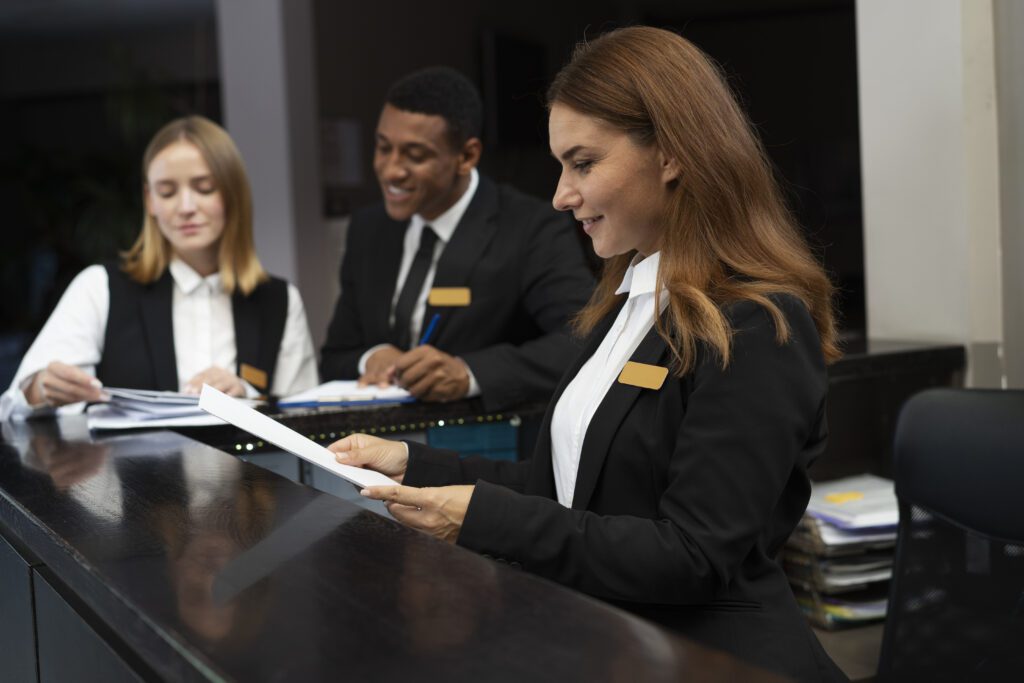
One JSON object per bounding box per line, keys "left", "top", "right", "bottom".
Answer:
{"left": 878, "top": 388, "right": 1024, "bottom": 682}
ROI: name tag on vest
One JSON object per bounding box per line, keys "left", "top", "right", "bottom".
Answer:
{"left": 240, "top": 363, "right": 268, "bottom": 391}
{"left": 617, "top": 361, "right": 669, "bottom": 390}
{"left": 428, "top": 287, "right": 471, "bottom": 307}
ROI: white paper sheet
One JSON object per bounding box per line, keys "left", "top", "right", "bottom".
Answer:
{"left": 198, "top": 384, "right": 397, "bottom": 489}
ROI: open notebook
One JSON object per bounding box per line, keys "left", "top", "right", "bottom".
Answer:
{"left": 278, "top": 380, "right": 413, "bottom": 409}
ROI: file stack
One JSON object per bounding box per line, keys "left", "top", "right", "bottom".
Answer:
{"left": 87, "top": 387, "right": 237, "bottom": 430}
{"left": 783, "top": 474, "right": 898, "bottom": 629}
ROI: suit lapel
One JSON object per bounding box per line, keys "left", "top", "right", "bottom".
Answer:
{"left": 570, "top": 323, "right": 671, "bottom": 510}
{"left": 139, "top": 272, "right": 178, "bottom": 391}
{"left": 526, "top": 302, "right": 625, "bottom": 497}
{"left": 424, "top": 178, "right": 500, "bottom": 343}
{"left": 371, "top": 219, "right": 408, "bottom": 342}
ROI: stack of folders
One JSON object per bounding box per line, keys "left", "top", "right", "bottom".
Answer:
{"left": 783, "top": 474, "right": 898, "bottom": 629}
{"left": 86, "top": 388, "right": 249, "bottom": 430}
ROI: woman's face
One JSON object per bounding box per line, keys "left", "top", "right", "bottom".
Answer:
{"left": 549, "top": 104, "right": 677, "bottom": 259}
{"left": 145, "top": 140, "right": 226, "bottom": 263}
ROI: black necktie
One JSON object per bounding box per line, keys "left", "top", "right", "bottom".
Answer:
{"left": 392, "top": 225, "right": 438, "bottom": 349}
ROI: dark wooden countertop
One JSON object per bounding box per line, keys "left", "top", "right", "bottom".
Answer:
{"left": 0, "top": 418, "right": 783, "bottom": 682}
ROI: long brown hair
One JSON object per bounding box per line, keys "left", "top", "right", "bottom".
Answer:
{"left": 121, "top": 115, "right": 267, "bottom": 295}
{"left": 548, "top": 27, "right": 840, "bottom": 372}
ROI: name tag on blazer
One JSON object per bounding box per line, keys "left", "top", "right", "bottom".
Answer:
{"left": 617, "top": 361, "right": 669, "bottom": 390}
{"left": 428, "top": 287, "right": 472, "bottom": 307}
{"left": 240, "top": 363, "right": 268, "bottom": 391}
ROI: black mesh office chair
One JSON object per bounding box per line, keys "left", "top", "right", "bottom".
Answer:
{"left": 878, "top": 388, "right": 1024, "bottom": 682}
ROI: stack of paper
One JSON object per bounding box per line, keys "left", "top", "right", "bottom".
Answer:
{"left": 785, "top": 474, "right": 900, "bottom": 629}
{"left": 795, "top": 584, "right": 890, "bottom": 626}
{"left": 805, "top": 474, "right": 898, "bottom": 529}
{"left": 87, "top": 387, "right": 236, "bottom": 430}
{"left": 278, "top": 380, "right": 414, "bottom": 409}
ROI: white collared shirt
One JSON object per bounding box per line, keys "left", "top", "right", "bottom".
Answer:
{"left": 550, "top": 251, "right": 667, "bottom": 507}
{"left": 0, "top": 260, "right": 318, "bottom": 421}
{"left": 359, "top": 168, "right": 482, "bottom": 396}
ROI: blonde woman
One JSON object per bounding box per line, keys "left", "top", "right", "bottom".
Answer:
{"left": 1, "top": 116, "right": 317, "bottom": 420}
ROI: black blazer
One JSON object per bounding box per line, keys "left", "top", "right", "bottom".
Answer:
{"left": 320, "top": 176, "right": 595, "bottom": 410}
{"left": 404, "top": 294, "right": 846, "bottom": 682}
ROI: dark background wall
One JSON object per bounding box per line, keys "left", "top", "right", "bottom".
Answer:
{"left": 0, "top": 0, "right": 862, "bottom": 389}
{"left": 314, "top": 0, "right": 863, "bottom": 333}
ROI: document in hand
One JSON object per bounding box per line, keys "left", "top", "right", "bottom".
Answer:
{"left": 198, "top": 384, "right": 397, "bottom": 489}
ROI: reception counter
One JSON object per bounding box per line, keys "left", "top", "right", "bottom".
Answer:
{"left": 0, "top": 418, "right": 781, "bottom": 682}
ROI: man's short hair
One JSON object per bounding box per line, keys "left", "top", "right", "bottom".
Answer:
{"left": 386, "top": 66, "right": 482, "bottom": 150}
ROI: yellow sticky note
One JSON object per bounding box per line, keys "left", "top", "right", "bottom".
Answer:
{"left": 825, "top": 491, "right": 864, "bottom": 505}
{"left": 617, "top": 361, "right": 669, "bottom": 390}
{"left": 428, "top": 287, "right": 471, "bottom": 307}
{"left": 240, "top": 363, "right": 268, "bottom": 391}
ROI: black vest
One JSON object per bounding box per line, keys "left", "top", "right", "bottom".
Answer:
{"left": 96, "top": 263, "right": 288, "bottom": 393}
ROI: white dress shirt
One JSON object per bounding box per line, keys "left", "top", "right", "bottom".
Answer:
{"left": 358, "top": 167, "right": 482, "bottom": 396}
{"left": 550, "top": 251, "right": 667, "bottom": 507}
{"left": 0, "top": 260, "right": 318, "bottom": 421}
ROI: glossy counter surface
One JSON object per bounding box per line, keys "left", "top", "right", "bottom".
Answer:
{"left": 0, "top": 418, "right": 781, "bottom": 682}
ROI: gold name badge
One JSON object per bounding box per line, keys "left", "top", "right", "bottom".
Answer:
{"left": 428, "top": 287, "right": 472, "bottom": 307}
{"left": 240, "top": 363, "right": 268, "bottom": 391}
{"left": 617, "top": 361, "right": 669, "bottom": 390}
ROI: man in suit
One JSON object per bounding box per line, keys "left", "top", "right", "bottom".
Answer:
{"left": 320, "top": 67, "right": 594, "bottom": 411}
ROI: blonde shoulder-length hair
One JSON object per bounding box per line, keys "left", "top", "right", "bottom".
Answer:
{"left": 121, "top": 115, "right": 267, "bottom": 295}
{"left": 548, "top": 27, "right": 840, "bottom": 374}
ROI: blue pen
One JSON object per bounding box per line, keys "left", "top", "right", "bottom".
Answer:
{"left": 418, "top": 313, "right": 441, "bottom": 345}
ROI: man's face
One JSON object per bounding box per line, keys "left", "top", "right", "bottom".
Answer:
{"left": 373, "top": 103, "right": 474, "bottom": 222}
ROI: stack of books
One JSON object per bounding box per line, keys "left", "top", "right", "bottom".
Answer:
{"left": 783, "top": 474, "right": 898, "bottom": 629}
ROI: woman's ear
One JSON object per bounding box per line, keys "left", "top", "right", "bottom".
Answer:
{"left": 659, "top": 150, "right": 681, "bottom": 185}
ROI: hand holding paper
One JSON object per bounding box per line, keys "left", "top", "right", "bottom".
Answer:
{"left": 328, "top": 434, "right": 409, "bottom": 483}
{"left": 198, "top": 384, "right": 396, "bottom": 489}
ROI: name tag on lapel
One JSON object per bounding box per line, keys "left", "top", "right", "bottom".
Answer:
{"left": 428, "top": 287, "right": 472, "bottom": 307}
{"left": 240, "top": 363, "right": 268, "bottom": 391}
{"left": 617, "top": 361, "right": 669, "bottom": 390}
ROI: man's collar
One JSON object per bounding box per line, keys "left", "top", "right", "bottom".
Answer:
{"left": 409, "top": 167, "right": 479, "bottom": 242}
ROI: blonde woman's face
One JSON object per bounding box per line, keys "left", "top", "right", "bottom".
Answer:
{"left": 549, "top": 103, "right": 677, "bottom": 259}
{"left": 145, "top": 141, "right": 226, "bottom": 263}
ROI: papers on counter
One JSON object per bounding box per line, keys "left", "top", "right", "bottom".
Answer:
{"left": 87, "top": 405, "right": 226, "bottom": 430}
{"left": 88, "top": 387, "right": 240, "bottom": 430}
{"left": 278, "top": 380, "right": 413, "bottom": 409}
{"left": 198, "top": 384, "right": 397, "bottom": 489}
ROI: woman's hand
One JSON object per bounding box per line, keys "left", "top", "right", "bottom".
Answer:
{"left": 26, "top": 361, "right": 108, "bottom": 407}
{"left": 329, "top": 433, "right": 409, "bottom": 483}
{"left": 360, "top": 484, "right": 475, "bottom": 544}
{"left": 184, "top": 366, "right": 246, "bottom": 396}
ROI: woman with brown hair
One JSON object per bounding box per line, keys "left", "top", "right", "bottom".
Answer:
{"left": 330, "top": 26, "right": 844, "bottom": 681}
{"left": 1, "top": 116, "right": 317, "bottom": 419}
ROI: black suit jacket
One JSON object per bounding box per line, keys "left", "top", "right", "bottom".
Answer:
{"left": 404, "top": 294, "right": 846, "bottom": 682}
{"left": 320, "top": 176, "right": 595, "bottom": 410}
